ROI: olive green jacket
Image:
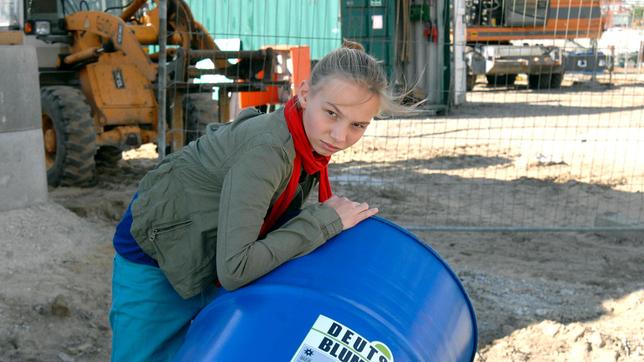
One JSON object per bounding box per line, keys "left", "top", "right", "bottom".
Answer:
{"left": 130, "top": 108, "right": 343, "bottom": 299}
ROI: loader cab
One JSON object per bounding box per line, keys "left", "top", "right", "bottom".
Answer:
{"left": 0, "top": 1, "right": 132, "bottom": 34}
{"left": 0, "top": 1, "right": 69, "bottom": 68}
{"left": 21, "top": 0, "right": 131, "bottom": 36}
{"left": 23, "top": 1, "right": 66, "bottom": 36}
{"left": 0, "top": 0, "right": 69, "bottom": 70}
{"left": 0, "top": 0, "right": 83, "bottom": 35}
{"left": 1, "top": 1, "right": 128, "bottom": 75}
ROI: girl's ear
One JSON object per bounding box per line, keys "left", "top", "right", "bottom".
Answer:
{"left": 296, "top": 80, "right": 310, "bottom": 109}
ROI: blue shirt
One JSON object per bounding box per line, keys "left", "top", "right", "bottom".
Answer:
{"left": 113, "top": 193, "right": 159, "bottom": 267}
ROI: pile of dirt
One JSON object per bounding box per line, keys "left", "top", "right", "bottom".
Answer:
{"left": 0, "top": 145, "right": 156, "bottom": 361}
{"left": 0, "top": 202, "right": 113, "bottom": 361}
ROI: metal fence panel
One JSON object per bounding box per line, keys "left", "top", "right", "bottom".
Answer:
{"left": 168, "top": 0, "right": 644, "bottom": 232}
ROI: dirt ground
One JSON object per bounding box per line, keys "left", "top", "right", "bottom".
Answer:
{"left": 1, "top": 79, "right": 643, "bottom": 361}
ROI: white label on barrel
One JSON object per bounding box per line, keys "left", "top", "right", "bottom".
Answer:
{"left": 290, "top": 315, "right": 394, "bottom": 362}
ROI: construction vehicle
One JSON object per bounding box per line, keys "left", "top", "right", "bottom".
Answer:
{"left": 0, "top": 0, "right": 300, "bottom": 186}
{"left": 464, "top": 0, "right": 605, "bottom": 90}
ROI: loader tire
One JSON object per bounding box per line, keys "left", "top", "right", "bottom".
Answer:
{"left": 41, "top": 86, "right": 97, "bottom": 187}
{"left": 486, "top": 74, "right": 517, "bottom": 87}
{"left": 528, "top": 74, "right": 544, "bottom": 90}
{"left": 95, "top": 146, "right": 123, "bottom": 167}
{"left": 466, "top": 73, "right": 477, "bottom": 91}
{"left": 548, "top": 72, "right": 563, "bottom": 89}
{"left": 528, "top": 72, "right": 563, "bottom": 90}
{"left": 184, "top": 94, "right": 220, "bottom": 144}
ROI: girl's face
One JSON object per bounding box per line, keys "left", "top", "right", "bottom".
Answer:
{"left": 297, "top": 78, "right": 380, "bottom": 156}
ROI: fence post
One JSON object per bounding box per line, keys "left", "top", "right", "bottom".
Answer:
{"left": 157, "top": 0, "right": 167, "bottom": 160}
{"left": 638, "top": 41, "right": 644, "bottom": 72}
{"left": 609, "top": 45, "right": 614, "bottom": 84}
{"left": 453, "top": 0, "right": 466, "bottom": 105}
{"left": 591, "top": 39, "right": 598, "bottom": 83}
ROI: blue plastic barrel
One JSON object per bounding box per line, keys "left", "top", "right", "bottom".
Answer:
{"left": 174, "top": 217, "right": 477, "bottom": 362}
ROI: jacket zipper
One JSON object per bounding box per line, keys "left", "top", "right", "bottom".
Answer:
{"left": 149, "top": 220, "right": 193, "bottom": 242}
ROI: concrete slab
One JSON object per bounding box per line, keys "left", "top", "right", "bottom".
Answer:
{"left": 0, "top": 46, "right": 48, "bottom": 211}
{"left": 0, "top": 129, "right": 48, "bottom": 211}
{"left": 0, "top": 46, "right": 41, "bottom": 132}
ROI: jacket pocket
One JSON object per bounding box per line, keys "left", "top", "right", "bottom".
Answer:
{"left": 149, "top": 219, "right": 193, "bottom": 240}
{"left": 148, "top": 219, "right": 193, "bottom": 265}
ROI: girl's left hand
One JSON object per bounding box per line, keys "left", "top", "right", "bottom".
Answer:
{"left": 324, "top": 196, "right": 379, "bottom": 230}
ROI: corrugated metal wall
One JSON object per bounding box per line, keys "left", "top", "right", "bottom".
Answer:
{"left": 187, "top": 0, "right": 341, "bottom": 60}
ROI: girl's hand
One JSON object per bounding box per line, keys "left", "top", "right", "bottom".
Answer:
{"left": 324, "top": 195, "right": 379, "bottom": 230}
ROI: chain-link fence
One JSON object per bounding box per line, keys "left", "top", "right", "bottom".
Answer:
{"left": 164, "top": 0, "right": 643, "bottom": 233}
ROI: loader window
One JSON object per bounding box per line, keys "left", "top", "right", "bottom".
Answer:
{"left": 0, "top": 1, "right": 20, "bottom": 29}
{"left": 27, "top": 1, "right": 57, "bottom": 13}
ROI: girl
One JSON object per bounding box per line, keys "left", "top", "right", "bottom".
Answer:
{"left": 109, "top": 42, "right": 398, "bottom": 361}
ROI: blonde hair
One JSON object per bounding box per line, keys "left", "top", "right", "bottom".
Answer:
{"left": 309, "top": 39, "right": 405, "bottom": 117}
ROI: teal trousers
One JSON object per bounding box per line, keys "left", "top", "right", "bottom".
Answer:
{"left": 109, "top": 254, "right": 219, "bottom": 361}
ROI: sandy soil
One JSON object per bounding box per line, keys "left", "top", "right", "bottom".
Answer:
{"left": 1, "top": 80, "right": 642, "bottom": 361}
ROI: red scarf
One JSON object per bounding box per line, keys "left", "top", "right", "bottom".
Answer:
{"left": 259, "top": 96, "right": 333, "bottom": 237}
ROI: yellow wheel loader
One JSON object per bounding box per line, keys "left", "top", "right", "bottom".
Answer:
{"left": 0, "top": 0, "right": 288, "bottom": 186}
